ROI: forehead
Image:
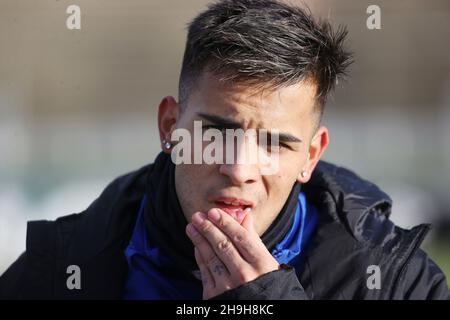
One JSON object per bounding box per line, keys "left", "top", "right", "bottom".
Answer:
{"left": 186, "top": 72, "right": 317, "bottom": 131}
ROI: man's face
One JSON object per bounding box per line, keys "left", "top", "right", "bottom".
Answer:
{"left": 171, "top": 72, "right": 321, "bottom": 236}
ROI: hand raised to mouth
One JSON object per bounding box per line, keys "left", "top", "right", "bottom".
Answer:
{"left": 185, "top": 208, "right": 280, "bottom": 300}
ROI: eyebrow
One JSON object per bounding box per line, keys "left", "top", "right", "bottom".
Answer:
{"left": 196, "top": 112, "right": 303, "bottom": 144}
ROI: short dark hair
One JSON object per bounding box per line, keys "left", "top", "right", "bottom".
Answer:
{"left": 178, "top": 0, "right": 352, "bottom": 123}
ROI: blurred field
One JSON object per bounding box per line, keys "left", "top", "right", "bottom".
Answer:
{"left": 426, "top": 240, "right": 450, "bottom": 286}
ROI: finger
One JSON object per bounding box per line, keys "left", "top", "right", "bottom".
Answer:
{"left": 186, "top": 221, "right": 232, "bottom": 281}
{"left": 206, "top": 208, "right": 261, "bottom": 264}
{"left": 241, "top": 210, "right": 258, "bottom": 236}
{"left": 191, "top": 212, "right": 247, "bottom": 274}
{"left": 194, "top": 247, "right": 215, "bottom": 291}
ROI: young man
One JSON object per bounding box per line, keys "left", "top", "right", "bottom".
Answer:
{"left": 1, "top": 0, "right": 449, "bottom": 300}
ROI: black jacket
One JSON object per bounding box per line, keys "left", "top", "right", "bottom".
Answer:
{"left": 1, "top": 160, "right": 449, "bottom": 300}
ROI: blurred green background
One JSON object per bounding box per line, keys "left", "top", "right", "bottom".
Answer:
{"left": 1, "top": 0, "right": 449, "bottom": 286}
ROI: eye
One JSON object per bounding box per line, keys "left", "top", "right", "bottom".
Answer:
{"left": 259, "top": 135, "right": 291, "bottom": 152}
{"left": 273, "top": 142, "right": 295, "bottom": 153}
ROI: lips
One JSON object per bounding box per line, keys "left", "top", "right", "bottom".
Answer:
{"left": 212, "top": 197, "right": 253, "bottom": 224}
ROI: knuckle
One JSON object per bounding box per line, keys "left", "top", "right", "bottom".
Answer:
{"left": 232, "top": 233, "right": 246, "bottom": 244}
{"left": 217, "top": 216, "right": 228, "bottom": 228}
{"left": 199, "top": 221, "right": 213, "bottom": 233}
{"left": 216, "top": 238, "right": 233, "bottom": 253}
{"left": 233, "top": 234, "right": 255, "bottom": 253}
{"left": 240, "top": 240, "right": 259, "bottom": 263}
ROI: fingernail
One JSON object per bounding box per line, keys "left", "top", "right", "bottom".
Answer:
{"left": 186, "top": 223, "right": 199, "bottom": 236}
{"left": 192, "top": 212, "right": 205, "bottom": 225}
{"left": 208, "top": 209, "right": 221, "bottom": 222}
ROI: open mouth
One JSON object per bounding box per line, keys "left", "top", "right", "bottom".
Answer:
{"left": 213, "top": 197, "right": 253, "bottom": 224}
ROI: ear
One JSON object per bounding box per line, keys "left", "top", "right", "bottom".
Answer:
{"left": 157, "top": 96, "right": 180, "bottom": 153}
{"left": 297, "top": 126, "right": 329, "bottom": 183}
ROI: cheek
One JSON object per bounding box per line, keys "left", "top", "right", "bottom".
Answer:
{"left": 177, "top": 164, "right": 203, "bottom": 193}
{"left": 274, "top": 162, "right": 299, "bottom": 182}
{"left": 263, "top": 168, "right": 298, "bottom": 201}
{"left": 175, "top": 165, "right": 205, "bottom": 221}
{"left": 263, "top": 174, "right": 285, "bottom": 197}
{"left": 279, "top": 154, "right": 305, "bottom": 181}
{"left": 176, "top": 164, "right": 216, "bottom": 202}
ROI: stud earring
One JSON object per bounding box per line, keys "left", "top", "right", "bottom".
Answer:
{"left": 163, "top": 140, "right": 172, "bottom": 150}
{"left": 301, "top": 170, "right": 308, "bottom": 178}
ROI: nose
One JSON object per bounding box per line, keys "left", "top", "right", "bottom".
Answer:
{"left": 219, "top": 163, "right": 260, "bottom": 185}
{"left": 218, "top": 131, "right": 262, "bottom": 185}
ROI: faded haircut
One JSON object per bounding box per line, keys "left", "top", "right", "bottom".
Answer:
{"left": 178, "top": 0, "right": 353, "bottom": 125}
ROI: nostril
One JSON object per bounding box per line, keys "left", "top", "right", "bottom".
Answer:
{"left": 219, "top": 163, "right": 259, "bottom": 186}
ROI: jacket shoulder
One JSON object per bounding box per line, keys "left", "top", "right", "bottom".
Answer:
{"left": 393, "top": 248, "right": 450, "bottom": 300}
{"left": 303, "top": 161, "right": 449, "bottom": 299}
